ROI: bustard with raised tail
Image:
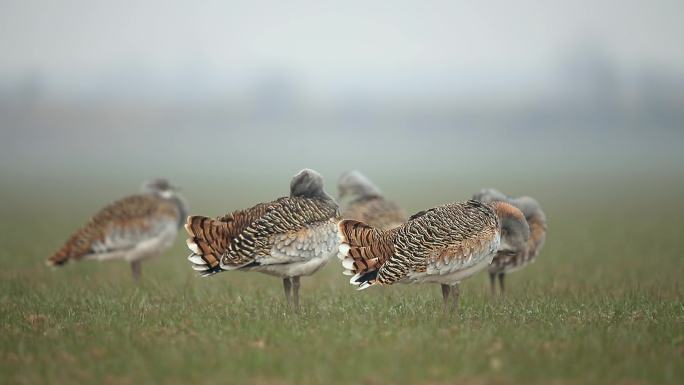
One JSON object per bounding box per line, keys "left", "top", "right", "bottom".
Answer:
{"left": 338, "top": 200, "right": 529, "bottom": 314}
{"left": 185, "top": 169, "right": 340, "bottom": 311}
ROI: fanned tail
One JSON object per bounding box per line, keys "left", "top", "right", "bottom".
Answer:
{"left": 185, "top": 216, "right": 230, "bottom": 277}
{"left": 337, "top": 219, "right": 394, "bottom": 290}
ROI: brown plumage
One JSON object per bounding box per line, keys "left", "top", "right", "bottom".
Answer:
{"left": 185, "top": 169, "right": 340, "bottom": 310}
{"left": 47, "top": 179, "right": 187, "bottom": 280}
{"left": 185, "top": 202, "right": 272, "bottom": 271}
{"left": 338, "top": 171, "right": 406, "bottom": 230}
{"left": 338, "top": 200, "right": 529, "bottom": 314}
{"left": 472, "top": 188, "right": 547, "bottom": 294}
{"left": 187, "top": 197, "right": 338, "bottom": 273}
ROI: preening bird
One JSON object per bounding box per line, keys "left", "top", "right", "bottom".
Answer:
{"left": 185, "top": 169, "right": 340, "bottom": 311}
{"left": 337, "top": 170, "right": 406, "bottom": 230}
{"left": 47, "top": 179, "right": 187, "bottom": 280}
{"left": 338, "top": 200, "right": 529, "bottom": 314}
{"left": 472, "top": 188, "right": 547, "bottom": 294}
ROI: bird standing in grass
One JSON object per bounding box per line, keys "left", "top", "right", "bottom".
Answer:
{"left": 472, "top": 188, "right": 547, "bottom": 294}
{"left": 47, "top": 179, "right": 187, "bottom": 281}
{"left": 337, "top": 170, "right": 406, "bottom": 230}
{"left": 185, "top": 169, "right": 340, "bottom": 311}
{"left": 338, "top": 200, "right": 529, "bottom": 314}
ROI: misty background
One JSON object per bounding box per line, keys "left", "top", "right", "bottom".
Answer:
{"left": 1, "top": 0, "right": 683, "bottom": 217}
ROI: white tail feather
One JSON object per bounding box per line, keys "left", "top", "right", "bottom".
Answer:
{"left": 338, "top": 243, "right": 350, "bottom": 260}
{"left": 349, "top": 273, "right": 363, "bottom": 285}
{"left": 187, "top": 254, "right": 205, "bottom": 264}
{"left": 342, "top": 258, "right": 355, "bottom": 270}
{"left": 186, "top": 239, "right": 201, "bottom": 254}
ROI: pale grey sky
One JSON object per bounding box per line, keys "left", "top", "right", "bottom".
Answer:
{"left": 1, "top": 0, "right": 682, "bottom": 91}
{"left": 1, "top": 0, "right": 683, "bottom": 194}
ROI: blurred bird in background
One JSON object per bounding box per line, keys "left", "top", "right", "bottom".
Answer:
{"left": 472, "top": 188, "right": 547, "bottom": 294}
{"left": 46, "top": 179, "right": 188, "bottom": 281}
{"left": 337, "top": 170, "right": 406, "bottom": 230}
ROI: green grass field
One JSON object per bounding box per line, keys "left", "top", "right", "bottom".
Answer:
{"left": 1, "top": 174, "right": 683, "bottom": 385}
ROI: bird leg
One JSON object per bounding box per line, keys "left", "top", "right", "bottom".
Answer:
{"left": 450, "top": 283, "right": 461, "bottom": 315}
{"left": 441, "top": 284, "right": 451, "bottom": 312}
{"left": 489, "top": 272, "right": 497, "bottom": 295}
{"left": 283, "top": 278, "right": 292, "bottom": 307}
{"left": 292, "top": 276, "right": 301, "bottom": 312}
{"left": 498, "top": 272, "right": 505, "bottom": 295}
{"left": 131, "top": 260, "right": 142, "bottom": 281}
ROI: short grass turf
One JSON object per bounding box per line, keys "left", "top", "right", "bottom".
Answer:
{"left": 1, "top": 177, "right": 683, "bottom": 385}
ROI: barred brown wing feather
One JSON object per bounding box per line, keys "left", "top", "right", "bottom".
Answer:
{"left": 217, "top": 202, "right": 272, "bottom": 227}
{"left": 376, "top": 201, "right": 498, "bottom": 284}
{"left": 337, "top": 219, "right": 396, "bottom": 287}
{"left": 408, "top": 207, "right": 436, "bottom": 221}
{"left": 221, "top": 197, "right": 338, "bottom": 268}
{"left": 266, "top": 219, "right": 339, "bottom": 265}
{"left": 185, "top": 201, "right": 276, "bottom": 270}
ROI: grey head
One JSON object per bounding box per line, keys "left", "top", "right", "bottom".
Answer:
{"left": 472, "top": 188, "right": 508, "bottom": 204}
{"left": 510, "top": 196, "right": 545, "bottom": 222}
{"left": 501, "top": 216, "right": 530, "bottom": 254}
{"left": 337, "top": 170, "right": 383, "bottom": 201}
{"left": 141, "top": 178, "right": 179, "bottom": 198}
{"left": 290, "top": 169, "right": 333, "bottom": 200}
{"left": 491, "top": 201, "right": 531, "bottom": 255}
{"left": 474, "top": 189, "right": 544, "bottom": 220}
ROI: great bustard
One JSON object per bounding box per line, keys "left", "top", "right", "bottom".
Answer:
{"left": 337, "top": 170, "right": 406, "bottom": 230}
{"left": 47, "top": 179, "right": 188, "bottom": 280}
{"left": 185, "top": 169, "right": 340, "bottom": 311}
{"left": 472, "top": 188, "right": 547, "bottom": 294}
{"left": 338, "top": 200, "right": 529, "bottom": 314}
